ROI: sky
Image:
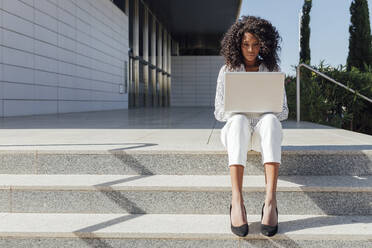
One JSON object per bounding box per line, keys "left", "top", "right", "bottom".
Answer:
{"left": 239, "top": 0, "right": 372, "bottom": 76}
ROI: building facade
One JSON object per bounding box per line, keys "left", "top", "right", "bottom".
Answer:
{"left": 0, "top": 0, "right": 241, "bottom": 117}
{"left": 0, "top": 0, "right": 129, "bottom": 116}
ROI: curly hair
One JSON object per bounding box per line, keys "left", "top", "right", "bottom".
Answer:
{"left": 220, "top": 15, "right": 282, "bottom": 72}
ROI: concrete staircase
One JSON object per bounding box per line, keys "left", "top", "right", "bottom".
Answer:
{"left": 0, "top": 108, "right": 372, "bottom": 247}
{"left": 0, "top": 149, "right": 372, "bottom": 247}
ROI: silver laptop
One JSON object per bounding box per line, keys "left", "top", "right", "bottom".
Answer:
{"left": 224, "top": 72, "right": 285, "bottom": 113}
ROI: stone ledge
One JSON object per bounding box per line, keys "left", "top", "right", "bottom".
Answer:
{"left": 0, "top": 213, "right": 371, "bottom": 240}
{"left": 0, "top": 174, "right": 371, "bottom": 192}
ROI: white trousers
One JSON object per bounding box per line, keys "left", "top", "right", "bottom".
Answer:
{"left": 220, "top": 113, "right": 283, "bottom": 167}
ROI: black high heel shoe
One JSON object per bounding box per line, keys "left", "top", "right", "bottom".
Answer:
{"left": 229, "top": 203, "right": 249, "bottom": 237}
{"left": 260, "top": 203, "right": 278, "bottom": 236}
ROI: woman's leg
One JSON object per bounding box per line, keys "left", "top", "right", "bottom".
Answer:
{"left": 263, "top": 162, "right": 279, "bottom": 226}
{"left": 221, "top": 114, "right": 251, "bottom": 226}
{"left": 254, "top": 113, "right": 283, "bottom": 226}
{"left": 230, "top": 164, "right": 246, "bottom": 226}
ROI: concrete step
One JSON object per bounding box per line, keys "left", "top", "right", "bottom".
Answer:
{"left": 0, "top": 212, "right": 371, "bottom": 247}
{"left": 1, "top": 150, "right": 372, "bottom": 176}
{"left": 1, "top": 174, "right": 371, "bottom": 215}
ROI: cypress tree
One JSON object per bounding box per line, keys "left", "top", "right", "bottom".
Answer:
{"left": 347, "top": 0, "right": 372, "bottom": 72}
{"left": 300, "top": 0, "right": 312, "bottom": 65}
{"left": 299, "top": 0, "right": 312, "bottom": 121}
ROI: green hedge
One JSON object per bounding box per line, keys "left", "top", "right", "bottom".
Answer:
{"left": 285, "top": 61, "right": 372, "bottom": 135}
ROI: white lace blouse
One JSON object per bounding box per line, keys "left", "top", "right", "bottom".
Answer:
{"left": 214, "top": 63, "right": 289, "bottom": 126}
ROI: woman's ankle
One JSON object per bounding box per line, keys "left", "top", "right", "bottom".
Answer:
{"left": 231, "top": 192, "right": 244, "bottom": 204}
{"left": 264, "top": 196, "right": 277, "bottom": 206}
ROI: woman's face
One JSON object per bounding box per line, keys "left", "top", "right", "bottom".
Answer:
{"left": 241, "top": 32, "right": 260, "bottom": 65}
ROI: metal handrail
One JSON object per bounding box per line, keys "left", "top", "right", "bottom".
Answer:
{"left": 296, "top": 63, "right": 372, "bottom": 123}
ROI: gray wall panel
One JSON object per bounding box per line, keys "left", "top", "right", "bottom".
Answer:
{"left": 171, "top": 55, "right": 224, "bottom": 106}
{"left": 0, "top": 0, "right": 129, "bottom": 117}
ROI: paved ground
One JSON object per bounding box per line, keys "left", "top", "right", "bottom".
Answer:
{"left": 0, "top": 107, "right": 371, "bottom": 151}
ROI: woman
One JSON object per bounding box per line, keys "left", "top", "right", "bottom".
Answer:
{"left": 214, "top": 15, "right": 289, "bottom": 237}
